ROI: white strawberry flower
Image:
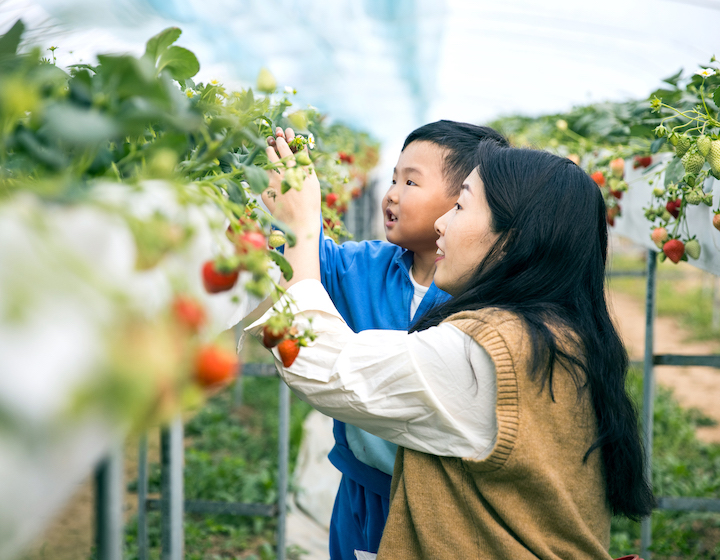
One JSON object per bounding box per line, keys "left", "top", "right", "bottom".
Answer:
{"left": 308, "top": 133, "right": 315, "bottom": 150}
{"left": 284, "top": 85, "right": 296, "bottom": 94}
{"left": 696, "top": 68, "right": 716, "bottom": 78}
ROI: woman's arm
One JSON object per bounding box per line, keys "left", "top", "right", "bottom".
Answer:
{"left": 246, "top": 279, "right": 498, "bottom": 460}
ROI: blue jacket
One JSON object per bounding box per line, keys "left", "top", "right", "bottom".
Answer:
{"left": 318, "top": 229, "right": 452, "bottom": 498}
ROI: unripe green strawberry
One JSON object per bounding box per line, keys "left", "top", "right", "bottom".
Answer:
{"left": 685, "top": 188, "right": 703, "bottom": 205}
{"left": 697, "top": 135, "right": 712, "bottom": 157}
{"left": 661, "top": 209, "right": 673, "bottom": 221}
{"left": 685, "top": 238, "right": 701, "bottom": 260}
{"left": 681, "top": 150, "right": 704, "bottom": 174}
{"left": 675, "top": 135, "right": 691, "bottom": 157}
{"left": 257, "top": 67, "right": 277, "bottom": 93}
{"left": 652, "top": 187, "right": 665, "bottom": 197}
{"left": 268, "top": 232, "right": 287, "bottom": 248}
{"left": 703, "top": 193, "right": 713, "bottom": 206}
{"left": 658, "top": 252, "right": 667, "bottom": 263}
{"left": 654, "top": 124, "right": 668, "bottom": 138}
{"left": 294, "top": 151, "right": 312, "bottom": 166}
{"left": 707, "top": 140, "right": 720, "bottom": 175}
{"left": 669, "top": 133, "right": 679, "bottom": 147}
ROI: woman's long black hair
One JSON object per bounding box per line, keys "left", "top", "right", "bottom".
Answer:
{"left": 411, "top": 141, "right": 655, "bottom": 520}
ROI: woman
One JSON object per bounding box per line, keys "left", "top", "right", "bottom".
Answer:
{"left": 248, "top": 137, "right": 655, "bottom": 559}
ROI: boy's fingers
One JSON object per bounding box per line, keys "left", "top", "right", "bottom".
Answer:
{"left": 285, "top": 128, "right": 297, "bottom": 153}
{"left": 275, "top": 136, "right": 295, "bottom": 161}
{"left": 275, "top": 127, "right": 285, "bottom": 139}
{"left": 265, "top": 145, "right": 280, "bottom": 163}
{"left": 266, "top": 136, "right": 276, "bottom": 147}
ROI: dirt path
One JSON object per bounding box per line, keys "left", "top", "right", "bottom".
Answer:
{"left": 19, "top": 432, "right": 160, "bottom": 560}
{"left": 608, "top": 288, "right": 720, "bottom": 444}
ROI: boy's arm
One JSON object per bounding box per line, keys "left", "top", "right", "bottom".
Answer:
{"left": 264, "top": 130, "right": 321, "bottom": 288}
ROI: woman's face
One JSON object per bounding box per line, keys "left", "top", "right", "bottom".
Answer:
{"left": 433, "top": 169, "right": 499, "bottom": 296}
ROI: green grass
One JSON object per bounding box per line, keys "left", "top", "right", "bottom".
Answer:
{"left": 610, "top": 369, "right": 720, "bottom": 559}
{"left": 607, "top": 251, "right": 720, "bottom": 343}
{"left": 121, "top": 375, "right": 312, "bottom": 560}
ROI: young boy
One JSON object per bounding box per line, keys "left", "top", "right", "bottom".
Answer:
{"left": 266, "top": 120, "right": 508, "bottom": 559}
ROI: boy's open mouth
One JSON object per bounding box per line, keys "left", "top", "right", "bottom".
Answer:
{"left": 385, "top": 208, "right": 398, "bottom": 223}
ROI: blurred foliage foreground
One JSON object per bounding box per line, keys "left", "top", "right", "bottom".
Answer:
{"left": 0, "top": 20, "right": 378, "bottom": 560}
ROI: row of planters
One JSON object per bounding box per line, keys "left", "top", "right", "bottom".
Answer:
{"left": 490, "top": 60, "right": 720, "bottom": 268}
{"left": 490, "top": 61, "right": 720, "bottom": 558}
{"left": 0, "top": 20, "right": 379, "bottom": 560}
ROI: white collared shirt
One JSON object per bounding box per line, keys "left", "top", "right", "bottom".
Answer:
{"left": 245, "top": 279, "right": 498, "bottom": 460}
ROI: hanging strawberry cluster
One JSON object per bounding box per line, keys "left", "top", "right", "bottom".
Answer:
{"left": 645, "top": 63, "right": 720, "bottom": 263}
{"left": 589, "top": 157, "right": 630, "bottom": 226}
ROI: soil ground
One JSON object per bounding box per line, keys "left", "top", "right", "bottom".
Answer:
{"left": 17, "top": 283, "right": 720, "bottom": 559}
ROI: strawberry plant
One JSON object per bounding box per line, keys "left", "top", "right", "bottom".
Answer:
{"left": 0, "top": 19, "right": 379, "bottom": 432}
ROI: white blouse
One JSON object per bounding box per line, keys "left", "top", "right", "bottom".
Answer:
{"left": 245, "top": 279, "right": 498, "bottom": 461}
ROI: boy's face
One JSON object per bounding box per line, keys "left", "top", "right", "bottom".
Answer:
{"left": 382, "top": 141, "right": 457, "bottom": 255}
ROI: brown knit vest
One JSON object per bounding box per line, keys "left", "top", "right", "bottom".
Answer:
{"left": 376, "top": 309, "right": 612, "bottom": 559}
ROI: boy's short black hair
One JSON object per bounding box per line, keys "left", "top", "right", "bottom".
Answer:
{"left": 402, "top": 120, "right": 509, "bottom": 197}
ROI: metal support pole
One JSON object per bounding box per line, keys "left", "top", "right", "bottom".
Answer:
{"left": 94, "top": 442, "right": 124, "bottom": 560}
{"left": 276, "top": 381, "right": 290, "bottom": 560}
{"left": 641, "top": 250, "right": 657, "bottom": 559}
{"left": 161, "top": 416, "right": 184, "bottom": 560}
{"left": 137, "top": 434, "right": 149, "bottom": 560}
{"left": 713, "top": 276, "right": 720, "bottom": 331}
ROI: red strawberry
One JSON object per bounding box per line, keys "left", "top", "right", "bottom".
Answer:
{"left": 338, "top": 203, "right": 348, "bottom": 214}
{"left": 713, "top": 212, "right": 720, "bottom": 231}
{"left": 338, "top": 152, "right": 355, "bottom": 164}
{"left": 262, "top": 324, "right": 288, "bottom": 348}
{"left": 236, "top": 231, "right": 266, "bottom": 254}
{"left": 194, "top": 344, "right": 239, "bottom": 387}
{"left": 633, "top": 155, "right": 652, "bottom": 169}
{"left": 202, "top": 260, "right": 239, "bottom": 293}
{"left": 590, "top": 171, "right": 605, "bottom": 187}
{"left": 606, "top": 205, "right": 620, "bottom": 226}
{"left": 326, "top": 192, "right": 339, "bottom": 208}
{"left": 351, "top": 187, "right": 362, "bottom": 199}
{"left": 665, "top": 199, "right": 681, "bottom": 219}
{"left": 277, "top": 338, "right": 300, "bottom": 367}
{"left": 610, "top": 189, "right": 623, "bottom": 200}
{"left": 172, "top": 295, "right": 206, "bottom": 332}
{"left": 662, "top": 239, "right": 685, "bottom": 264}
{"left": 324, "top": 217, "right": 338, "bottom": 230}
{"left": 609, "top": 158, "right": 625, "bottom": 178}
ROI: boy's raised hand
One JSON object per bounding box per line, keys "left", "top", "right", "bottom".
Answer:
{"left": 263, "top": 127, "right": 320, "bottom": 225}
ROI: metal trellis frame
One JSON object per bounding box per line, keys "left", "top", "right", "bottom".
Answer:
{"left": 610, "top": 250, "right": 720, "bottom": 559}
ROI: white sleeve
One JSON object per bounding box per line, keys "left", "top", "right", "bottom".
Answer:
{"left": 245, "top": 279, "right": 498, "bottom": 460}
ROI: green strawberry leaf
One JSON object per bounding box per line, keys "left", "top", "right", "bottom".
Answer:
{"left": 650, "top": 137, "right": 667, "bottom": 154}
{"left": 713, "top": 86, "right": 720, "bottom": 108}
{"left": 157, "top": 46, "right": 200, "bottom": 81}
{"left": 242, "top": 164, "right": 269, "bottom": 194}
{"left": 224, "top": 179, "right": 248, "bottom": 206}
{"left": 664, "top": 158, "right": 684, "bottom": 187}
{"left": 0, "top": 19, "right": 24, "bottom": 58}
{"left": 145, "top": 27, "right": 182, "bottom": 64}
{"left": 267, "top": 250, "right": 293, "bottom": 281}
{"left": 662, "top": 68, "right": 683, "bottom": 87}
